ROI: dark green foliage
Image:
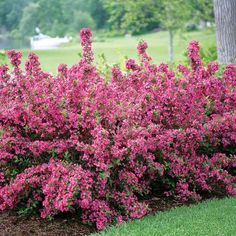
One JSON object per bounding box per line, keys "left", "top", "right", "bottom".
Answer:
{"left": 0, "top": 0, "right": 214, "bottom": 38}
{"left": 200, "top": 44, "right": 217, "bottom": 64}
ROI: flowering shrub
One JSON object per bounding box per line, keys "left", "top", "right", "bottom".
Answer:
{"left": 0, "top": 28, "right": 235, "bottom": 230}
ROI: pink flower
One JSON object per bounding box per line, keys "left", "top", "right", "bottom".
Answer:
{"left": 80, "top": 199, "right": 90, "bottom": 209}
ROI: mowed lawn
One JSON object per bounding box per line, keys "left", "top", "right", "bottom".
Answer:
{"left": 21, "top": 30, "right": 215, "bottom": 73}
{"left": 93, "top": 197, "right": 236, "bottom": 236}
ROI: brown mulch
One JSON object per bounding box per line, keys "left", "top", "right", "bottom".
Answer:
{"left": 0, "top": 211, "right": 95, "bottom": 236}
{"left": 143, "top": 196, "right": 185, "bottom": 214}
{"left": 0, "top": 196, "right": 211, "bottom": 236}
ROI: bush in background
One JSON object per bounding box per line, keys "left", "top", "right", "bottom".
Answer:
{"left": 0, "top": 50, "right": 6, "bottom": 64}
{"left": 0, "top": 29, "right": 235, "bottom": 230}
{"left": 199, "top": 44, "right": 217, "bottom": 64}
{"left": 72, "top": 11, "right": 95, "bottom": 33}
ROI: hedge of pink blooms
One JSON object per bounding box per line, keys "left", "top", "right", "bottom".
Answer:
{"left": 0, "top": 29, "right": 235, "bottom": 230}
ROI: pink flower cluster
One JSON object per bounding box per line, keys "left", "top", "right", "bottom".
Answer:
{"left": 80, "top": 28, "right": 94, "bottom": 63}
{"left": 6, "top": 50, "right": 22, "bottom": 67}
{"left": 0, "top": 28, "right": 235, "bottom": 229}
{"left": 0, "top": 159, "right": 93, "bottom": 216}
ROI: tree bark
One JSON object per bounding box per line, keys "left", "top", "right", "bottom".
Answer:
{"left": 214, "top": 0, "right": 236, "bottom": 64}
{"left": 168, "top": 30, "right": 174, "bottom": 63}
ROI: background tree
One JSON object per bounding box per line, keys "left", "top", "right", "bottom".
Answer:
{"left": 102, "top": 0, "right": 126, "bottom": 32}
{"left": 72, "top": 11, "right": 95, "bottom": 32}
{"left": 19, "top": 3, "right": 40, "bottom": 36}
{"left": 119, "top": 0, "right": 160, "bottom": 35}
{"left": 87, "top": 0, "right": 108, "bottom": 29}
{"left": 157, "top": 0, "right": 192, "bottom": 62}
{"left": 214, "top": 0, "right": 236, "bottom": 64}
{"left": 0, "top": 0, "right": 32, "bottom": 32}
{"left": 190, "top": 0, "right": 214, "bottom": 25}
{"left": 103, "top": 0, "right": 160, "bottom": 35}
{"left": 37, "top": 0, "right": 66, "bottom": 36}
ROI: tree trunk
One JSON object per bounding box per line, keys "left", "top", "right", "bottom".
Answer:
{"left": 214, "top": 0, "right": 236, "bottom": 64}
{"left": 168, "top": 30, "right": 174, "bottom": 63}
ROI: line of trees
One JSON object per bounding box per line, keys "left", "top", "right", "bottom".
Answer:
{"left": 0, "top": 0, "right": 213, "bottom": 38}
{"left": 0, "top": 0, "right": 107, "bottom": 37}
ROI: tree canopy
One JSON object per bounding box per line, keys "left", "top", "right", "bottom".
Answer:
{"left": 0, "top": 0, "right": 213, "bottom": 37}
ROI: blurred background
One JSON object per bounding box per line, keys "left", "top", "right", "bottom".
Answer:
{"left": 0, "top": 0, "right": 219, "bottom": 72}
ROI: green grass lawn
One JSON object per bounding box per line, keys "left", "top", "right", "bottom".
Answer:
{"left": 93, "top": 197, "right": 236, "bottom": 236}
{"left": 20, "top": 29, "right": 215, "bottom": 73}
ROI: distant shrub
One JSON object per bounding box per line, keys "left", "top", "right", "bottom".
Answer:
{"left": 72, "top": 11, "right": 95, "bottom": 32}
{"left": 186, "top": 23, "right": 198, "bottom": 32}
{"left": 0, "top": 51, "right": 6, "bottom": 64}
{"left": 199, "top": 44, "right": 217, "bottom": 63}
{"left": 0, "top": 29, "right": 235, "bottom": 230}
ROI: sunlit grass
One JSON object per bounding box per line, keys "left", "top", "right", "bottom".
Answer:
{"left": 93, "top": 197, "right": 236, "bottom": 236}
{"left": 20, "top": 29, "right": 215, "bottom": 73}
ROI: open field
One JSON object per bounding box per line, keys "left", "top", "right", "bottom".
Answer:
{"left": 93, "top": 197, "right": 236, "bottom": 236}
{"left": 21, "top": 30, "right": 216, "bottom": 73}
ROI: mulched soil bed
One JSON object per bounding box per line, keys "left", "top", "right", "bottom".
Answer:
{"left": 0, "top": 211, "right": 95, "bottom": 236}
{"left": 0, "top": 195, "right": 220, "bottom": 236}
